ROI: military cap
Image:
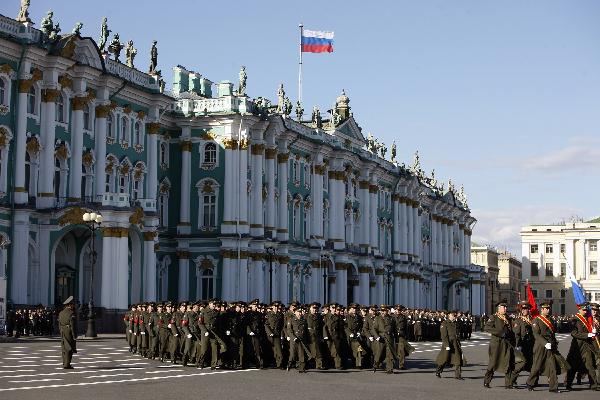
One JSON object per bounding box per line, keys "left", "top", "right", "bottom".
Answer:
{"left": 496, "top": 299, "right": 508, "bottom": 308}
{"left": 395, "top": 304, "right": 406, "bottom": 310}
{"left": 309, "top": 302, "right": 321, "bottom": 308}
{"left": 63, "top": 296, "right": 74, "bottom": 305}
{"left": 447, "top": 309, "right": 457, "bottom": 315}
{"left": 539, "top": 300, "right": 552, "bottom": 308}
{"left": 518, "top": 301, "right": 531, "bottom": 309}
{"left": 576, "top": 301, "right": 590, "bottom": 308}
{"left": 238, "top": 301, "right": 247, "bottom": 307}
{"left": 590, "top": 302, "right": 599, "bottom": 310}
{"left": 348, "top": 303, "right": 359, "bottom": 309}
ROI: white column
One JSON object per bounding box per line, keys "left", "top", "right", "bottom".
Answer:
{"left": 471, "top": 281, "right": 481, "bottom": 314}
{"left": 10, "top": 211, "right": 30, "bottom": 304}
{"left": 14, "top": 69, "right": 31, "bottom": 203}
{"left": 376, "top": 271, "right": 384, "bottom": 304}
{"left": 146, "top": 110, "right": 159, "bottom": 204}
{"left": 114, "top": 233, "right": 130, "bottom": 310}
{"left": 392, "top": 197, "right": 400, "bottom": 260}
{"left": 178, "top": 128, "right": 192, "bottom": 234}
{"left": 393, "top": 270, "right": 401, "bottom": 304}
{"left": 336, "top": 263, "right": 348, "bottom": 305}
{"left": 359, "top": 267, "right": 370, "bottom": 305}
{"left": 68, "top": 79, "right": 86, "bottom": 201}
{"left": 369, "top": 183, "right": 378, "bottom": 252}
{"left": 250, "top": 142, "right": 264, "bottom": 237}
{"left": 359, "top": 177, "right": 370, "bottom": 252}
{"left": 279, "top": 257, "right": 289, "bottom": 303}
{"left": 94, "top": 101, "right": 108, "bottom": 200}
{"left": 38, "top": 71, "right": 59, "bottom": 207}
{"left": 143, "top": 230, "right": 157, "bottom": 301}
{"left": 431, "top": 218, "right": 438, "bottom": 267}
{"left": 265, "top": 147, "right": 277, "bottom": 239}
{"left": 100, "top": 235, "right": 114, "bottom": 308}
{"left": 407, "top": 202, "right": 414, "bottom": 259}
{"left": 413, "top": 206, "right": 420, "bottom": 263}
{"left": 311, "top": 162, "right": 324, "bottom": 243}
{"left": 277, "top": 152, "right": 289, "bottom": 241}
{"left": 178, "top": 254, "right": 190, "bottom": 301}
{"left": 400, "top": 201, "right": 408, "bottom": 261}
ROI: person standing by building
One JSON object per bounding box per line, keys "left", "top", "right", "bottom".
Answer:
{"left": 526, "top": 301, "right": 570, "bottom": 393}
{"left": 58, "top": 296, "right": 77, "bottom": 369}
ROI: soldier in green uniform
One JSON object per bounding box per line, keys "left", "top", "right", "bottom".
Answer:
{"left": 435, "top": 310, "right": 464, "bottom": 379}
{"left": 363, "top": 305, "right": 378, "bottom": 368}
{"left": 58, "top": 296, "right": 77, "bottom": 369}
{"left": 146, "top": 303, "right": 157, "bottom": 359}
{"left": 306, "top": 302, "right": 324, "bottom": 369}
{"left": 124, "top": 305, "right": 133, "bottom": 350}
{"left": 592, "top": 303, "right": 600, "bottom": 388}
{"left": 393, "top": 305, "right": 414, "bottom": 370}
{"left": 179, "top": 303, "right": 194, "bottom": 366}
{"left": 371, "top": 305, "right": 396, "bottom": 373}
{"left": 526, "top": 301, "right": 570, "bottom": 392}
{"left": 287, "top": 305, "right": 308, "bottom": 373}
{"left": 344, "top": 303, "right": 364, "bottom": 369}
{"left": 198, "top": 299, "right": 221, "bottom": 369}
{"left": 265, "top": 302, "right": 284, "bottom": 368}
{"left": 168, "top": 303, "right": 182, "bottom": 363}
{"left": 156, "top": 303, "right": 169, "bottom": 362}
{"left": 510, "top": 301, "right": 535, "bottom": 387}
{"left": 483, "top": 300, "right": 516, "bottom": 389}
{"left": 565, "top": 302, "right": 599, "bottom": 391}
{"left": 246, "top": 299, "right": 264, "bottom": 368}
{"left": 324, "top": 304, "right": 343, "bottom": 369}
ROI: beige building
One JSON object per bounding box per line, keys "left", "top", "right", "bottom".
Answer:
{"left": 498, "top": 251, "right": 522, "bottom": 308}
{"left": 521, "top": 220, "right": 600, "bottom": 315}
{"left": 471, "top": 244, "right": 500, "bottom": 315}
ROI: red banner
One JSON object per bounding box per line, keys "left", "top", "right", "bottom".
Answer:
{"left": 526, "top": 281, "right": 539, "bottom": 318}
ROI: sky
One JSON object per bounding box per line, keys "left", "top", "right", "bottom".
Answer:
{"left": 2, "top": 0, "right": 600, "bottom": 256}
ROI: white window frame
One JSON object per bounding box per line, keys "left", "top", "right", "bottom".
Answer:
{"left": 197, "top": 179, "right": 220, "bottom": 230}
{"left": 27, "top": 84, "right": 40, "bottom": 118}
{"left": 201, "top": 141, "right": 218, "bottom": 168}
{"left": 83, "top": 103, "right": 92, "bottom": 132}
{"left": 159, "top": 140, "right": 169, "bottom": 168}
{"left": 133, "top": 121, "right": 143, "bottom": 148}
{"left": 0, "top": 75, "right": 10, "bottom": 106}
{"left": 590, "top": 261, "right": 598, "bottom": 275}
{"left": 0, "top": 126, "right": 13, "bottom": 194}
{"left": 120, "top": 115, "right": 130, "bottom": 144}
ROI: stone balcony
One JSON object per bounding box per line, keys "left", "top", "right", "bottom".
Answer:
{"left": 175, "top": 96, "right": 255, "bottom": 116}
{"left": 101, "top": 192, "right": 130, "bottom": 208}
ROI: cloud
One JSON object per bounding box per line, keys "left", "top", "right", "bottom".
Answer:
{"left": 522, "top": 139, "right": 600, "bottom": 172}
{"left": 471, "top": 205, "right": 584, "bottom": 257}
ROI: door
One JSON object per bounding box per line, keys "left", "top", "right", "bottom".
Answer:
{"left": 55, "top": 264, "right": 76, "bottom": 306}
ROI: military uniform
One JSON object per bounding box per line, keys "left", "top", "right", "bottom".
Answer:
{"left": 198, "top": 304, "right": 221, "bottom": 369}
{"left": 306, "top": 305, "right": 324, "bottom": 369}
{"left": 371, "top": 307, "right": 396, "bottom": 373}
{"left": 265, "top": 307, "right": 284, "bottom": 368}
{"left": 394, "top": 308, "right": 414, "bottom": 369}
{"left": 288, "top": 311, "right": 308, "bottom": 372}
{"left": 565, "top": 306, "right": 599, "bottom": 390}
{"left": 510, "top": 305, "right": 535, "bottom": 386}
{"left": 435, "top": 314, "right": 464, "bottom": 379}
{"left": 483, "top": 303, "right": 515, "bottom": 388}
{"left": 323, "top": 308, "right": 343, "bottom": 369}
{"left": 58, "top": 296, "right": 77, "bottom": 369}
{"left": 344, "top": 305, "right": 364, "bottom": 368}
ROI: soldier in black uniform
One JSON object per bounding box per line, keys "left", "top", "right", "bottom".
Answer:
{"left": 287, "top": 305, "right": 308, "bottom": 373}
{"left": 265, "top": 302, "right": 284, "bottom": 368}
{"left": 371, "top": 305, "right": 396, "bottom": 373}
{"left": 344, "top": 303, "right": 364, "bottom": 368}
{"left": 393, "top": 305, "right": 414, "bottom": 370}
{"left": 246, "top": 299, "right": 264, "bottom": 368}
{"left": 306, "top": 302, "right": 324, "bottom": 369}
{"left": 510, "top": 301, "right": 535, "bottom": 387}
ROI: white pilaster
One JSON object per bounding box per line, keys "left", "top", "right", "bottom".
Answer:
{"left": 10, "top": 210, "right": 30, "bottom": 304}
{"left": 68, "top": 78, "right": 86, "bottom": 200}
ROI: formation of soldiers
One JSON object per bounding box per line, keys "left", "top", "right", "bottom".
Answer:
{"left": 4, "top": 305, "right": 55, "bottom": 337}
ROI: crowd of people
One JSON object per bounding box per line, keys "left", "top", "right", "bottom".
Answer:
{"left": 119, "top": 298, "right": 600, "bottom": 392}
{"left": 4, "top": 305, "right": 55, "bottom": 337}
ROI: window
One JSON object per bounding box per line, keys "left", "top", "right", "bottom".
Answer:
{"left": 292, "top": 160, "right": 299, "bottom": 183}
{"left": 121, "top": 116, "right": 129, "bottom": 142}
{"left": 532, "top": 289, "right": 538, "bottom": 298}
{"left": 54, "top": 158, "right": 61, "bottom": 198}
{"left": 560, "top": 304, "right": 565, "bottom": 316}
{"left": 134, "top": 121, "right": 142, "bottom": 146}
{"left": 596, "top": 292, "right": 600, "bottom": 302}
{"left": 203, "top": 143, "right": 217, "bottom": 165}
{"left": 158, "top": 193, "right": 168, "bottom": 227}
{"left": 0, "top": 79, "right": 5, "bottom": 105}
{"left": 545, "top": 289, "right": 552, "bottom": 299}
{"left": 585, "top": 292, "right": 592, "bottom": 301}
{"left": 303, "top": 205, "right": 310, "bottom": 240}
{"left": 292, "top": 202, "right": 300, "bottom": 239}
{"left": 545, "top": 262, "right": 553, "bottom": 276}
{"left": 560, "top": 289, "right": 566, "bottom": 298}
{"left": 200, "top": 269, "right": 214, "bottom": 300}
{"left": 530, "top": 262, "right": 538, "bottom": 276}
{"left": 107, "top": 114, "right": 114, "bottom": 139}
{"left": 55, "top": 93, "right": 64, "bottom": 123}
{"left": 159, "top": 142, "right": 169, "bottom": 167}
{"left": 119, "top": 174, "right": 128, "bottom": 194}
{"left": 83, "top": 104, "right": 90, "bottom": 130}
{"left": 323, "top": 203, "right": 329, "bottom": 239}
{"left": 560, "top": 263, "right": 566, "bottom": 276}
{"left": 24, "top": 151, "right": 31, "bottom": 193}
{"left": 197, "top": 179, "right": 219, "bottom": 230}
{"left": 530, "top": 244, "right": 538, "bottom": 254}
{"left": 132, "top": 179, "right": 141, "bottom": 200}
{"left": 590, "top": 261, "right": 598, "bottom": 275}
{"left": 304, "top": 164, "right": 310, "bottom": 188}
{"left": 27, "top": 86, "right": 36, "bottom": 114}
{"left": 545, "top": 244, "right": 553, "bottom": 254}
{"left": 590, "top": 241, "right": 598, "bottom": 252}
{"left": 560, "top": 244, "right": 565, "bottom": 253}
{"left": 202, "top": 193, "right": 216, "bottom": 227}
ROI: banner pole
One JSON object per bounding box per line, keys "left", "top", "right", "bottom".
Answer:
{"left": 299, "top": 23, "right": 303, "bottom": 104}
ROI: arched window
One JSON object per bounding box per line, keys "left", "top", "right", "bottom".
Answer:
{"left": 121, "top": 116, "right": 128, "bottom": 142}
{"left": 0, "top": 79, "right": 5, "bottom": 105}
{"left": 54, "top": 158, "right": 61, "bottom": 198}
{"left": 200, "top": 269, "right": 214, "bottom": 300}
{"left": 158, "top": 192, "right": 169, "bottom": 227}
{"left": 202, "top": 192, "right": 216, "bottom": 227}
{"left": 106, "top": 114, "right": 114, "bottom": 139}
{"left": 292, "top": 201, "right": 300, "bottom": 239}
{"left": 203, "top": 142, "right": 217, "bottom": 165}
{"left": 303, "top": 205, "right": 310, "bottom": 240}
{"left": 105, "top": 156, "right": 118, "bottom": 193}
{"left": 134, "top": 121, "right": 141, "bottom": 146}
{"left": 323, "top": 201, "right": 329, "bottom": 239}
{"left": 132, "top": 163, "right": 145, "bottom": 200}
{"left": 27, "top": 86, "right": 36, "bottom": 115}
{"left": 83, "top": 104, "right": 90, "bottom": 130}
{"left": 159, "top": 142, "right": 168, "bottom": 167}
{"left": 118, "top": 163, "right": 129, "bottom": 194}
{"left": 304, "top": 164, "right": 310, "bottom": 188}
{"left": 55, "top": 93, "right": 64, "bottom": 123}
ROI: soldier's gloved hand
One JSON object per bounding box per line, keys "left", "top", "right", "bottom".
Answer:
{"left": 356, "top": 333, "right": 360, "bottom": 337}
{"left": 141, "top": 332, "right": 146, "bottom": 335}
{"left": 226, "top": 330, "right": 231, "bottom": 336}
{"left": 323, "top": 336, "right": 328, "bottom": 340}
{"left": 281, "top": 337, "right": 285, "bottom": 340}
{"left": 445, "top": 347, "right": 450, "bottom": 351}
{"left": 349, "top": 334, "right": 354, "bottom": 338}
{"left": 186, "top": 334, "right": 192, "bottom": 339}
{"left": 167, "top": 324, "right": 172, "bottom": 329}
{"left": 286, "top": 337, "right": 291, "bottom": 341}
{"left": 544, "top": 342, "right": 551, "bottom": 350}
{"left": 174, "top": 333, "right": 179, "bottom": 337}
{"left": 369, "top": 336, "right": 374, "bottom": 342}
{"left": 593, "top": 328, "right": 597, "bottom": 334}
{"left": 376, "top": 337, "right": 382, "bottom": 342}
{"left": 588, "top": 333, "right": 595, "bottom": 338}
{"left": 294, "top": 338, "right": 299, "bottom": 342}
{"left": 515, "top": 347, "right": 521, "bottom": 352}
{"left": 204, "top": 332, "right": 209, "bottom": 337}
{"left": 249, "top": 332, "right": 255, "bottom": 336}
{"left": 269, "top": 333, "right": 274, "bottom": 337}
{"left": 128, "top": 330, "right": 132, "bottom": 333}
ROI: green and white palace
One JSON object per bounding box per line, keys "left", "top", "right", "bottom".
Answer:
{"left": 0, "top": 6, "right": 486, "bottom": 324}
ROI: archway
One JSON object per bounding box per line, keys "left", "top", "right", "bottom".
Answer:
{"left": 52, "top": 227, "right": 88, "bottom": 307}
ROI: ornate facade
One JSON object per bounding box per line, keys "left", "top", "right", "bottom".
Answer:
{"left": 0, "top": 7, "right": 483, "bottom": 320}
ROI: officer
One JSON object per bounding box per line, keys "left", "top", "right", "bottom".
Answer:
{"left": 371, "top": 305, "right": 396, "bottom": 373}
{"left": 483, "top": 300, "right": 515, "bottom": 389}
{"left": 565, "top": 302, "right": 599, "bottom": 391}
{"left": 345, "top": 303, "right": 364, "bottom": 368}
{"left": 393, "top": 305, "right": 414, "bottom": 370}
{"left": 287, "top": 305, "right": 308, "bottom": 373}
{"left": 265, "top": 302, "right": 284, "bottom": 369}
{"left": 198, "top": 299, "right": 221, "bottom": 369}
{"left": 306, "top": 302, "right": 324, "bottom": 369}
{"left": 58, "top": 296, "right": 77, "bottom": 369}
{"left": 246, "top": 299, "right": 264, "bottom": 368}
{"left": 510, "top": 301, "right": 535, "bottom": 387}
{"left": 435, "top": 310, "right": 464, "bottom": 379}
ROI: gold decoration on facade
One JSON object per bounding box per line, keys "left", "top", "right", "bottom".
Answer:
{"left": 176, "top": 250, "right": 190, "bottom": 259}
{"left": 0, "top": 127, "right": 9, "bottom": 148}
{"left": 202, "top": 181, "right": 214, "bottom": 193}
{"left": 105, "top": 162, "right": 114, "bottom": 174}
{"left": 26, "top": 137, "right": 41, "bottom": 155}
{"left": 129, "top": 206, "right": 145, "bottom": 227}
{"left": 265, "top": 147, "right": 277, "bottom": 159}
{"left": 250, "top": 143, "right": 265, "bottom": 155}
{"left": 277, "top": 153, "right": 289, "bottom": 163}
{"left": 137, "top": 110, "right": 146, "bottom": 120}
{"left": 58, "top": 207, "right": 85, "bottom": 226}
{"left": 0, "top": 64, "right": 12, "bottom": 74}
{"left": 159, "top": 181, "right": 170, "bottom": 194}
{"left": 240, "top": 138, "right": 249, "bottom": 149}
{"left": 109, "top": 101, "right": 118, "bottom": 110}
{"left": 120, "top": 163, "right": 130, "bottom": 174}
{"left": 123, "top": 105, "right": 132, "bottom": 114}
{"left": 143, "top": 231, "right": 157, "bottom": 241}
{"left": 86, "top": 88, "right": 96, "bottom": 101}
{"left": 146, "top": 122, "right": 160, "bottom": 135}
{"left": 200, "top": 131, "right": 215, "bottom": 141}
{"left": 71, "top": 96, "right": 89, "bottom": 110}
{"left": 133, "top": 168, "right": 143, "bottom": 180}
{"left": 180, "top": 140, "right": 193, "bottom": 152}
{"left": 82, "top": 151, "right": 94, "bottom": 167}
{"left": 313, "top": 164, "right": 325, "bottom": 175}
{"left": 200, "top": 258, "right": 214, "bottom": 270}
{"left": 31, "top": 68, "right": 42, "bottom": 81}
{"left": 102, "top": 227, "right": 129, "bottom": 237}
{"left": 42, "top": 89, "right": 60, "bottom": 103}
{"left": 95, "top": 104, "right": 111, "bottom": 118}
{"left": 369, "top": 184, "right": 379, "bottom": 194}
{"left": 55, "top": 143, "right": 68, "bottom": 160}
{"left": 61, "top": 36, "right": 77, "bottom": 59}
{"left": 58, "top": 75, "right": 72, "bottom": 89}
{"left": 18, "top": 79, "right": 35, "bottom": 93}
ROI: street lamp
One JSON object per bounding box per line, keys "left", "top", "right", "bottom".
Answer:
{"left": 265, "top": 244, "right": 276, "bottom": 303}
{"left": 82, "top": 211, "right": 102, "bottom": 338}
{"left": 384, "top": 265, "right": 394, "bottom": 305}
{"left": 320, "top": 253, "right": 329, "bottom": 304}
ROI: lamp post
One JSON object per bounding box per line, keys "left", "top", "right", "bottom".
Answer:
{"left": 384, "top": 265, "right": 393, "bottom": 305}
{"left": 265, "top": 245, "right": 276, "bottom": 303}
{"left": 82, "top": 211, "right": 102, "bottom": 338}
{"left": 320, "top": 253, "right": 329, "bottom": 304}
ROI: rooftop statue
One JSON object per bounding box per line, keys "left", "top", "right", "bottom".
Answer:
{"left": 108, "top": 33, "right": 123, "bottom": 62}
{"left": 380, "top": 144, "right": 387, "bottom": 158}
{"left": 447, "top": 179, "right": 454, "bottom": 193}
{"left": 312, "top": 105, "right": 322, "bottom": 128}
{"left": 366, "top": 133, "right": 374, "bottom": 153}
{"left": 430, "top": 169, "right": 438, "bottom": 189}
{"left": 48, "top": 22, "right": 61, "bottom": 41}
{"left": 295, "top": 101, "right": 304, "bottom": 121}
{"left": 149, "top": 40, "right": 158, "bottom": 74}
{"left": 237, "top": 66, "right": 247, "bottom": 96}
{"left": 283, "top": 96, "right": 293, "bottom": 117}
{"left": 276, "top": 84, "right": 285, "bottom": 114}
{"left": 125, "top": 40, "right": 137, "bottom": 68}
{"left": 390, "top": 141, "right": 397, "bottom": 163}
{"left": 72, "top": 22, "right": 83, "bottom": 36}
{"left": 411, "top": 150, "right": 421, "bottom": 172}
{"left": 41, "top": 10, "right": 60, "bottom": 42}
{"left": 99, "top": 17, "right": 111, "bottom": 53}
{"left": 16, "top": 0, "right": 31, "bottom": 23}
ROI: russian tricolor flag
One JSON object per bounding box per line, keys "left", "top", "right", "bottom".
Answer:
{"left": 301, "top": 30, "right": 334, "bottom": 53}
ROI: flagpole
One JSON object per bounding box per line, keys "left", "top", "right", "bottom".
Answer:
{"left": 298, "top": 23, "right": 303, "bottom": 104}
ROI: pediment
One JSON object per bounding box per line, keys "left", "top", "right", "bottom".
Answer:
{"left": 330, "top": 116, "right": 366, "bottom": 146}
{"left": 50, "top": 35, "right": 104, "bottom": 71}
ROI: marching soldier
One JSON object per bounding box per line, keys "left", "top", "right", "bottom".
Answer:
{"left": 58, "top": 296, "right": 77, "bottom": 369}
{"left": 526, "top": 301, "right": 570, "bottom": 392}
{"left": 287, "top": 306, "right": 309, "bottom": 373}
{"left": 168, "top": 302, "right": 182, "bottom": 363}
{"left": 156, "top": 303, "right": 169, "bottom": 362}
{"left": 324, "top": 304, "right": 343, "bottom": 369}
{"left": 246, "top": 299, "right": 264, "bottom": 368}
{"left": 179, "top": 303, "right": 194, "bottom": 366}
{"left": 483, "top": 300, "right": 516, "bottom": 389}
{"left": 510, "top": 301, "right": 535, "bottom": 387}
{"left": 363, "top": 305, "right": 378, "bottom": 368}
{"left": 124, "top": 305, "right": 133, "bottom": 349}
{"left": 198, "top": 299, "right": 221, "bottom": 369}
{"left": 345, "top": 303, "right": 364, "bottom": 368}
{"left": 306, "top": 302, "right": 324, "bottom": 369}
{"left": 435, "top": 310, "right": 464, "bottom": 379}
{"left": 565, "top": 302, "right": 599, "bottom": 391}
{"left": 371, "top": 305, "right": 396, "bottom": 373}
{"left": 393, "top": 305, "right": 414, "bottom": 370}
{"left": 265, "top": 302, "right": 284, "bottom": 369}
